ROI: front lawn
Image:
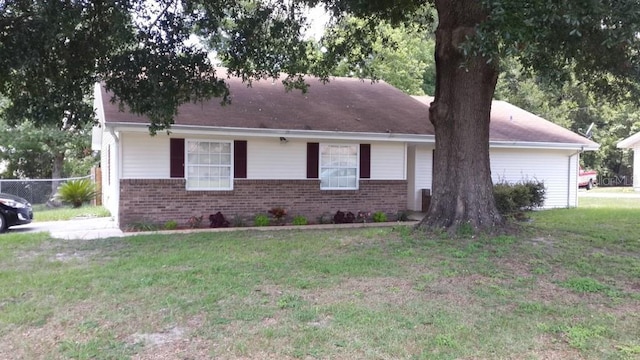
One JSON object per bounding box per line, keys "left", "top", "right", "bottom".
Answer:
{"left": 0, "top": 206, "right": 638, "bottom": 359}
{"left": 32, "top": 205, "right": 111, "bottom": 222}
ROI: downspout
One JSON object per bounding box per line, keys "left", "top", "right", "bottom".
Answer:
{"left": 109, "top": 128, "right": 121, "bottom": 227}
{"left": 568, "top": 147, "right": 583, "bottom": 207}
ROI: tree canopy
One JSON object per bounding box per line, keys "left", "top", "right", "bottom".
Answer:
{"left": 1, "top": 0, "right": 639, "bottom": 231}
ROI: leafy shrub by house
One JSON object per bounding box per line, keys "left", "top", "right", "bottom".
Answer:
{"left": 292, "top": 215, "right": 308, "bottom": 225}
{"left": 333, "top": 211, "right": 355, "bottom": 224}
{"left": 493, "top": 180, "right": 546, "bottom": 215}
{"left": 187, "top": 215, "right": 203, "bottom": 228}
{"left": 163, "top": 220, "right": 178, "bottom": 230}
{"left": 357, "top": 211, "right": 370, "bottom": 223}
{"left": 268, "top": 207, "right": 287, "bottom": 224}
{"left": 254, "top": 214, "right": 270, "bottom": 227}
{"left": 56, "top": 179, "right": 97, "bottom": 208}
{"left": 209, "top": 212, "right": 230, "bottom": 228}
{"left": 372, "top": 211, "right": 388, "bottom": 223}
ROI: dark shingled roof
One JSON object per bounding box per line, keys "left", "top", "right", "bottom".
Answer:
{"left": 412, "top": 96, "right": 598, "bottom": 147}
{"left": 101, "top": 76, "right": 434, "bottom": 135}
{"left": 99, "top": 73, "right": 596, "bottom": 147}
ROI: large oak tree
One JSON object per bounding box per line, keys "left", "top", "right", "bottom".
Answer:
{"left": 1, "top": 0, "right": 638, "bottom": 232}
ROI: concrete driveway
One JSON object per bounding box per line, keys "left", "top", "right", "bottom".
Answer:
{"left": 6, "top": 217, "right": 124, "bottom": 240}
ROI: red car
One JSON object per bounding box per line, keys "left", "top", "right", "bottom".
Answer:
{"left": 579, "top": 168, "right": 598, "bottom": 190}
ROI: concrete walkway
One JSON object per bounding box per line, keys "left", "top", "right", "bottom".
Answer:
{"left": 7, "top": 217, "right": 124, "bottom": 240}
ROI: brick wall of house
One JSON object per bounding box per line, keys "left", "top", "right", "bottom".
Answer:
{"left": 118, "top": 179, "right": 407, "bottom": 228}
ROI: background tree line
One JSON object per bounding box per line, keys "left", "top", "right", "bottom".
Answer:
{"left": 2, "top": 0, "right": 638, "bottom": 231}
{"left": 2, "top": 20, "right": 636, "bottom": 181}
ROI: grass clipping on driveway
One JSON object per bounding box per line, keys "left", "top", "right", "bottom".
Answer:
{"left": 1, "top": 208, "right": 639, "bottom": 359}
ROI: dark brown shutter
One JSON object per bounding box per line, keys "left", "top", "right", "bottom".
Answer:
{"left": 234, "top": 140, "right": 247, "bottom": 178}
{"left": 360, "top": 144, "right": 371, "bottom": 179}
{"left": 170, "top": 138, "right": 185, "bottom": 178}
{"left": 307, "top": 142, "right": 319, "bottom": 178}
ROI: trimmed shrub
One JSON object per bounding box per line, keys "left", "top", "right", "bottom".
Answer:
{"left": 187, "top": 215, "right": 203, "bottom": 229}
{"left": 163, "top": 220, "right": 178, "bottom": 230}
{"left": 209, "top": 212, "right": 230, "bottom": 228}
{"left": 494, "top": 180, "right": 546, "bottom": 215}
{"left": 56, "top": 179, "right": 97, "bottom": 208}
{"left": 333, "top": 211, "right": 355, "bottom": 224}
{"left": 254, "top": 214, "right": 270, "bottom": 227}
{"left": 268, "top": 207, "right": 287, "bottom": 224}
{"left": 372, "top": 211, "right": 388, "bottom": 223}
{"left": 292, "top": 215, "right": 308, "bottom": 225}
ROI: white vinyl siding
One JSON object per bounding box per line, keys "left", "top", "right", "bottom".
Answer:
{"left": 408, "top": 146, "right": 578, "bottom": 211}
{"left": 407, "top": 145, "right": 433, "bottom": 211}
{"left": 490, "top": 148, "right": 576, "bottom": 208}
{"left": 247, "top": 139, "right": 306, "bottom": 179}
{"left": 370, "top": 143, "right": 406, "bottom": 180}
{"left": 185, "top": 140, "right": 233, "bottom": 190}
{"left": 121, "top": 133, "right": 170, "bottom": 178}
{"left": 634, "top": 145, "right": 640, "bottom": 190}
{"left": 100, "top": 130, "right": 119, "bottom": 218}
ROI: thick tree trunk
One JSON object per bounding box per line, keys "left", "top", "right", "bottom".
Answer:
{"left": 419, "top": 1, "right": 503, "bottom": 232}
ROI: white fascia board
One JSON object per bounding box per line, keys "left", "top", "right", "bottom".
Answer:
{"left": 102, "top": 122, "right": 598, "bottom": 150}
{"left": 617, "top": 132, "right": 640, "bottom": 149}
{"left": 489, "top": 140, "right": 600, "bottom": 151}
{"left": 93, "top": 83, "right": 106, "bottom": 126}
{"left": 104, "top": 122, "right": 437, "bottom": 143}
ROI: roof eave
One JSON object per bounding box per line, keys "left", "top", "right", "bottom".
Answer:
{"left": 490, "top": 140, "right": 600, "bottom": 151}
{"left": 104, "top": 122, "right": 437, "bottom": 143}
{"left": 617, "top": 132, "right": 640, "bottom": 148}
{"left": 104, "top": 122, "right": 600, "bottom": 150}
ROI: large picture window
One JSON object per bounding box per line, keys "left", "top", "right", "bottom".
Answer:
{"left": 186, "top": 140, "right": 233, "bottom": 190}
{"left": 320, "top": 144, "right": 358, "bottom": 189}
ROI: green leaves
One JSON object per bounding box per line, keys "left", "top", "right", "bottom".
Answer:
{"left": 56, "top": 179, "right": 97, "bottom": 208}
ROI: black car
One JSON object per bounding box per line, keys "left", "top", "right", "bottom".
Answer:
{"left": 0, "top": 193, "right": 34, "bottom": 233}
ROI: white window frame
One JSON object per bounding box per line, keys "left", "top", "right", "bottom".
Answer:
{"left": 185, "top": 139, "right": 234, "bottom": 190}
{"left": 319, "top": 143, "right": 359, "bottom": 190}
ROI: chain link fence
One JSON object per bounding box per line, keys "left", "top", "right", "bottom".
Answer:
{"left": 0, "top": 175, "right": 92, "bottom": 205}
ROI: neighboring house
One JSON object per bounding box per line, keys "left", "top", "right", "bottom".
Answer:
{"left": 93, "top": 76, "right": 598, "bottom": 228}
{"left": 617, "top": 133, "right": 640, "bottom": 191}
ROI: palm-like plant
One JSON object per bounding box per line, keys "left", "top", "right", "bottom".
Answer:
{"left": 57, "top": 179, "right": 97, "bottom": 208}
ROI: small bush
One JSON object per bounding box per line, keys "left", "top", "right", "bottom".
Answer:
{"left": 163, "top": 220, "right": 178, "bottom": 230}
{"left": 396, "top": 211, "right": 410, "bottom": 222}
{"left": 333, "top": 210, "right": 355, "bottom": 224}
{"left": 209, "top": 212, "right": 230, "bottom": 228}
{"left": 254, "top": 214, "right": 270, "bottom": 227}
{"left": 292, "top": 215, "right": 308, "bottom": 225}
{"left": 56, "top": 179, "right": 97, "bottom": 208}
{"left": 232, "top": 216, "right": 246, "bottom": 227}
{"left": 268, "top": 207, "right": 287, "bottom": 224}
{"left": 372, "top": 211, "right": 387, "bottom": 222}
{"left": 317, "top": 212, "right": 333, "bottom": 224}
{"left": 187, "top": 215, "right": 203, "bottom": 229}
{"left": 494, "top": 180, "right": 546, "bottom": 215}
{"left": 126, "top": 221, "right": 159, "bottom": 232}
{"left": 357, "top": 211, "right": 371, "bottom": 223}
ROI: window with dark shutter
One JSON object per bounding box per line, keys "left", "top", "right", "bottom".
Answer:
{"left": 234, "top": 140, "right": 247, "bottom": 178}
{"left": 170, "top": 138, "right": 185, "bottom": 178}
{"left": 307, "top": 142, "right": 319, "bottom": 178}
{"left": 360, "top": 144, "right": 371, "bottom": 179}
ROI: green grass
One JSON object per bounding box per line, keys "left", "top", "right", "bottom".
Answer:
{"left": 32, "top": 205, "right": 111, "bottom": 222}
{"left": 0, "top": 207, "right": 639, "bottom": 359}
